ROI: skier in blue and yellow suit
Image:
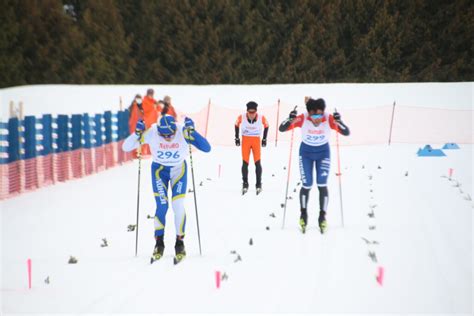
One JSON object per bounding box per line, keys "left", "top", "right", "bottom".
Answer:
{"left": 123, "top": 115, "right": 211, "bottom": 261}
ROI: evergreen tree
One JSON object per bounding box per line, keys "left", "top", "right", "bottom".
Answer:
{"left": 77, "top": 0, "right": 134, "bottom": 83}
{"left": 0, "top": 0, "right": 25, "bottom": 87}
{"left": 0, "top": 0, "right": 471, "bottom": 86}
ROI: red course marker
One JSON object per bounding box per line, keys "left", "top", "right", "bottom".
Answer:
{"left": 27, "top": 258, "right": 32, "bottom": 289}
{"left": 215, "top": 270, "right": 221, "bottom": 289}
{"left": 376, "top": 266, "right": 384, "bottom": 286}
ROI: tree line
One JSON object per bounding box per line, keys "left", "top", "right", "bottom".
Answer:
{"left": 1, "top": 0, "right": 472, "bottom": 88}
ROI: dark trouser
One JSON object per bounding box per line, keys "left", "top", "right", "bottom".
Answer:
{"left": 300, "top": 186, "right": 328, "bottom": 213}
{"left": 242, "top": 160, "right": 262, "bottom": 187}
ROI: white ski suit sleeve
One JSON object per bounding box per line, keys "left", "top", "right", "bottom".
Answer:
{"left": 122, "top": 131, "right": 149, "bottom": 152}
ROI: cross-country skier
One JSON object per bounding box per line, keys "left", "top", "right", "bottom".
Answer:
{"left": 122, "top": 115, "right": 211, "bottom": 262}
{"left": 279, "top": 98, "right": 350, "bottom": 233}
{"left": 234, "top": 101, "right": 269, "bottom": 195}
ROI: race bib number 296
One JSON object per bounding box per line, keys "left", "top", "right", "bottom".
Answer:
{"left": 157, "top": 151, "right": 180, "bottom": 159}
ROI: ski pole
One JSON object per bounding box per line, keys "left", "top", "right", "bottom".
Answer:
{"left": 334, "top": 108, "right": 345, "bottom": 227}
{"left": 187, "top": 134, "right": 202, "bottom": 256}
{"left": 282, "top": 106, "right": 297, "bottom": 229}
{"left": 135, "top": 136, "right": 143, "bottom": 257}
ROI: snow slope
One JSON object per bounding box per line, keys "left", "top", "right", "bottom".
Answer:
{"left": 1, "top": 142, "right": 472, "bottom": 314}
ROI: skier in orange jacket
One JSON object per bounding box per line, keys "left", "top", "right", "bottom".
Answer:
{"left": 235, "top": 101, "right": 269, "bottom": 195}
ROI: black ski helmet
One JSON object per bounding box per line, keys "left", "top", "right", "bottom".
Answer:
{"left": 246, "top": 101, "right": 258, "bottom": 111}
{"left": 306, "top": 98, "right": 326, "bottom": 112}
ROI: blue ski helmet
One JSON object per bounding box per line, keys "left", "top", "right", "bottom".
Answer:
{"left": 157, "top": 115, "right": 177, "bottom": 136}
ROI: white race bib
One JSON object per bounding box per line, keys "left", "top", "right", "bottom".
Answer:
{"left": 301, "top": 113, "right": 331, "bottom": 146}
{"left": 146, "top": 124, "right": 189, "bottom": 166}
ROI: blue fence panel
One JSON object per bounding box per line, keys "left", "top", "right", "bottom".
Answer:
{"left": 104, "top": 111, "right": 112, "bottom": 144}
{"left": 117, "top": 110, "right": 130, "bottom": 140}
{"left": 41, "top": 114, "right": 53, "bottom": 156}
{"left": 24, "top": 116, "right": 36, "bottom": 159}
{"left": 116, "top": 111, "right": 123, "bottom": 141}
{"left": 7, "top": 117, "right": 20, "bottom": 163}
{"left": 94, "top": 114, "right": 103, "bottom": 147}
{"left": 0, "top": 122, "right": 9, "bottom": 164}
{"left": 56, "top": 115, "right": 69, "bottom": 153}
{"left": 71, "top": 114, "right": 82, "bottom": 150}
{"left": 83, "top": 114, "right": 92, "bottom": 149}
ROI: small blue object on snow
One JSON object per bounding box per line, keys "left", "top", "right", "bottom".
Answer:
{"left": 417, "top": 144, "right": 446, "bottom": 157}
{"left": 442, "top": 143, "right": 460, "bottom": 149}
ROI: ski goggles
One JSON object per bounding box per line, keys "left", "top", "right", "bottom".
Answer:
{"left": 159, "top": 131, "right": 175, "bottom": 139}
{"left": 310, "top": 114, "right": 323, "bottom": 120}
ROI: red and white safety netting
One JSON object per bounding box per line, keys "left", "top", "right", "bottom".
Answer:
{"left": 1, "top": 103, "right": 472, "bottom": 200}
{"left": 0, "top": 141, "right": 133, "bottom": 200}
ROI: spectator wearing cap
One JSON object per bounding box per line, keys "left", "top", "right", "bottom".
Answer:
{"left": 128, "top": 94, "right": 143, "bottom": 134}
{"left": 234, "top": 101, "right": 269, "bottom": 195}
{"left": 159, "top": 95, "right": 178, "bottom": 119}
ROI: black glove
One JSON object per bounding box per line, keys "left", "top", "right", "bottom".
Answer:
{"left": 333, "top": 111, "right": 341, "bottom": 122}
{"left": 289, "top": 109, "right": 297, "bottom": 119}
{"left": 262, "top": 138, "right": 267, "bottom": 147}
{"left": 235, "top": 138, "right": 240, "bottom": 146}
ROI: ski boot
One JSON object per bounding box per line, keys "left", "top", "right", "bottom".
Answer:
{"left": 256, "top": 183, "right": 262, "bottom": 195}
{"left": 242, "top": 182, "right": 249, "bottom": 195}
{"left": 299, "top": 208, "right": 308, "bottom": 234}
{"left": 173, "top": 236, "right": 186, "bottom": 265}
{"left": 318, "top": 211, "right": 327, "bottom": 234}
{"left": 150, "top": 235, "right": 165, "bottom": 264}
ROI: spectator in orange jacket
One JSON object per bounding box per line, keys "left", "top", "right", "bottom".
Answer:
{"left": 142, "top": 88, "right": 161, "bottom": 128}
{"left": 128, "top": 94, "right": 143, "bottom": 135}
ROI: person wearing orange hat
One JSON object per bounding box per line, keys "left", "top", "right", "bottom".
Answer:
{"left": 235, "top": 101, "right": 269, "bottom": 195}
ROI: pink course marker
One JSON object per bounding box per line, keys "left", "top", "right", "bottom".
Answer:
{"left": 218, "top": 164, "right": 221, "bottom": 178}
{"left": 448, "top": 168, "right": 453, "bottom": 179}
{"left": 376, "top": 266, "right": 384, "bottom": 286}
{"left": 27, "top": 258, "right": 32, "bottom": 289}
{"left": 215, "top": 271, "right": 221, "bottom": 289}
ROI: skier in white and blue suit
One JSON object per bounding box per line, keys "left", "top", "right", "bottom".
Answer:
{"left": 279, "top": 98, "right": 350, "bottom": 233}
{"left": 122, "top": 115, "right": 211, "bottom": 261}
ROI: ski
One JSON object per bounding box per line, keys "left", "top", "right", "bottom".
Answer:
{"left": 242, "top": 187, "right": 248, "bottom": 195}
{"left": 300, "top": 210, "right": 308, "bottom": 234}
{"left": 173, "top": 253, "right": 186, "bottom": 265}
{"left": 319, "top": 220, "right": 327, "bottom": 234}
{"left": 256, "top": 187, "right": 262, "bottom": 195}
{"left": 299, "top": 218, "right": 307, "bottom": 234}
{"left": 150, "top": 253, "right": 163, "bottom": 264}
